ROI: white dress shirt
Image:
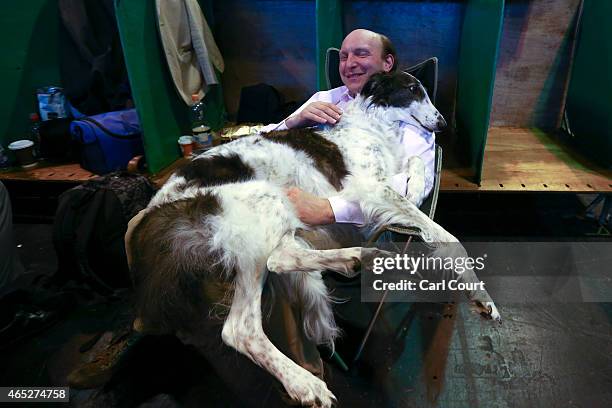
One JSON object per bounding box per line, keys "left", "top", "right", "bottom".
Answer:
{"left": 260, "top": 86, "right": 435, "bottom": 225}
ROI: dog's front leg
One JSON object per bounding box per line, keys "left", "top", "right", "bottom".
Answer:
{"left": 341, "top": 179, "right": 455, "bottom": 243}
{"left": 221, "top": 264, "right": 336, "bottom": 407}
{"left": 401, "top": 155, "right": 427, "bottom": 207}
{"left": 340, "top": 180, "right": 501, "bottom": 322}
{"left": 430, "top": 243, "right": 502, "bottom": 322}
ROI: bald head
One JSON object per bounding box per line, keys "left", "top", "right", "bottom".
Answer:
{"left": 339, "top": 29, "right": 397, "bottom": 96}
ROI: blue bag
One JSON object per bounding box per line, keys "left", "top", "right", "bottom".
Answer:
{"left": 70, "top": 109, "right": 144, "bottom": 175}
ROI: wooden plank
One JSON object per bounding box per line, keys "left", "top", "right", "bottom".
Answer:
{"left": 441, "top": 127, "right": 612, "bottom": 192}
{"left": 0, "top": 162, "right": 94, "bottom": 182}
{"left": 150, "top": 157, "right": 188, "bottom": 187}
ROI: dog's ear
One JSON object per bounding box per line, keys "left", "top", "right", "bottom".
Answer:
{"left": 361, "top": 72, "right": 394, "bottom": 106}
{"left": 361, "top": 72, "right": 383, "bottom": 98}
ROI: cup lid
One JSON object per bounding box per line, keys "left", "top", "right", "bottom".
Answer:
{"left": 178, "top": 135, "right": 193, "bottom": 144}
{"left": 8, "top": 139, "right": 34, "bottom": 150}
{"left": 192, "top": 125, "right": 211, "bottom": 133}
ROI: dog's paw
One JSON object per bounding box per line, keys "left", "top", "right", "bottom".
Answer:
{"left": 405, "top": 156, "right": 426, "bottom": 205}
{"left": 284, "top": 373, "right": 336, "bottom": 408}
{"left": 406, "top": 178, "right": 425, "bottom": 205}
{"left": 360, "top": 247, "right": 396, "bottom": 273}
{"left": 471, "top": 300, "right": 502, "bottom": 324}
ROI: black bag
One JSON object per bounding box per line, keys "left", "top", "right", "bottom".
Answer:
{"left": 236, "top": 83, "right": 300, "bottom": 125}
{"left": 52, "top": 172, "right": 156, "bottom": 293}
{"left": 38, "top": 118, "right": 77, "bottom": 161}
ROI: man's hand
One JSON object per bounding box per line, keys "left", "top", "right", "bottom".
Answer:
{"left": 285, "top": 102, "right": 342, "bottom": 129}
{"left": 285, "top": 187, "right": 335, "bottom": 225}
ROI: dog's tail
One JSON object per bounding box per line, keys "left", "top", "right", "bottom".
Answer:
{"left": 130, "top": 193, "right": 233, "bottom": 333}
{"left": 297, "top": 271, "right": 340, "bottom": 348}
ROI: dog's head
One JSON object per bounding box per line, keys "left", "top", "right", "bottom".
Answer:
{"left": 360, "top": 72, "right": 446, "bottom": 132}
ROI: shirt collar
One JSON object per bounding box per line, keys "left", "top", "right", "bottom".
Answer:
{"left": 339, "top": 86, "right": 353, "bottom": 103}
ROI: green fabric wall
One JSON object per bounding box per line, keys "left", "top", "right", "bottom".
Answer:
{"left": 116, "top": 0, "right": 226, "bottom": 173}
{"left": 316, "top": 0, "right": 344, "bottom": 91}
{"left": 0, "top": 0, "right": 61, "bottom": 148}
{"left": 565, "top": 0, "right": 612, "bottom": 168}
{"left": 455, "top": 0, "right": 505, "bottom": 183}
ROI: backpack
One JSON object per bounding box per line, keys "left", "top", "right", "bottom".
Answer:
{"left": 52, "top": 172, "right": 156, "bottom": 294}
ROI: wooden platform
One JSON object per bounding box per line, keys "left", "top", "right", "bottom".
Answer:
{"left": 0, "top": 158, "right": 185, "bottom": 188}
{"left": 2, "top": 128, "right": 611, "bottom": 193}
{"left": 0, "top": 161, "right": 95, "bottom": 183}
{"left": 441, "top": 127, "right": 612, "bottom": 192}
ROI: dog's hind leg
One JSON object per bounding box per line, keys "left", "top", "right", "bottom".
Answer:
{"left": 221, "top": 262, "right": 336, "bottom": 408}
{"left": 267, "top": 233, "right": 364, "bottom": 278}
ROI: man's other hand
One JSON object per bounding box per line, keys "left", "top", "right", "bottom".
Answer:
{"left": 285, "top": 187, "right": 335, "bottom": 225}
{"left": 285, "top": 102, "right": 342, "bottom": 129}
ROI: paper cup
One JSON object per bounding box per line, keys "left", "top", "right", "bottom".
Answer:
{"left": 178, "top": 135, "right": 194, "bottom": 158}
{"left": 8, "top": 140, "right": 36, "bottom": 167}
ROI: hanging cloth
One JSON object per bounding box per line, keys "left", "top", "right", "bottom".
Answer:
{"left": 155, "top": 0, "right": 225, "bottom": 105}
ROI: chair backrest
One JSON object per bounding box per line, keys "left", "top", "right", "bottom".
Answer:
{"left": 325, "top": 48, "right": 439, "bottom": 105}
{"left": 420, "top": 144, "right": 442, "bottom": 219}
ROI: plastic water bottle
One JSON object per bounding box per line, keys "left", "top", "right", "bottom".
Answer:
{"left": 190, "top": 94, "right": 212, "bottom": 150}
{"left": 191, "top": 94, "right": 205, "bottom": 129}
{"left": 0, "top": 145, "right": 9, "bottom": 168}
{"left": 29, "top": 112, "right": 41, "bottom": 158}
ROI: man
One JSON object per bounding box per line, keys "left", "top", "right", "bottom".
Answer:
{"left": 0, "top": 181, "right": 24, "bottom": 296}
{"left": 261, "top": 28, "right": 436, "bottom": 226}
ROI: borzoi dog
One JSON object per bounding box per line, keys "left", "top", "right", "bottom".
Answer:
{"left": 130, "top": 72, "right": 501, "bottom": 407}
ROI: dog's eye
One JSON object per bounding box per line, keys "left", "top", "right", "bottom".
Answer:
{"left": 409, "top": 85, "right": 417, "bottom": 93}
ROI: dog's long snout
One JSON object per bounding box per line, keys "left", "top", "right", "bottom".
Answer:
{"left": 436, "top": 114, "right": 447, "bottom": 131}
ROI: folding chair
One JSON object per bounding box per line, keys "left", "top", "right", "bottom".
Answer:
{"left": 325, "top": 47, "right": 443, "bottom": 364}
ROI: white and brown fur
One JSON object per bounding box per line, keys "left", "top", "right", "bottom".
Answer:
{"left": 130, "top": 72, "right": 501, "bottom": 407}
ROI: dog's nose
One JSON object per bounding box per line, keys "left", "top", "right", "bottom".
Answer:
{"left": 436, "top": 115, "right": 447, "bottom": 131}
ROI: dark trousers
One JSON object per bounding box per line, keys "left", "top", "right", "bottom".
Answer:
{"left": 0, "top": 181, "right": 24, "bottom": 296}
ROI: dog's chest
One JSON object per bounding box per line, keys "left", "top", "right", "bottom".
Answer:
{"left": 327, "top": 128, "right": 400, "bottom": 182}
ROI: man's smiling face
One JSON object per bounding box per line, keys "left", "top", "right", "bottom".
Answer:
{"left": 339, "top": 29, "right": 394, "bottom": 96}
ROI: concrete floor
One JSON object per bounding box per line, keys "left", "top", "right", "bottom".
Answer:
{"left": 1, "top": 192, "right": 610, "bottom": 407}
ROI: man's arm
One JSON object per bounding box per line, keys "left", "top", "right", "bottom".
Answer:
{"left": 285, "top": 102, "right": 342, "bottom": 129}
{"left": 285, "top": 187, "right": 335, "bottom": 225}
{"left": 259, "top": 90, "right": 343, "bottom": 133}
{"left": 287, "top": 173, "right": 409, "bottom": 226}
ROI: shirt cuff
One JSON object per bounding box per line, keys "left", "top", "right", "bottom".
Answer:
{"left": 328, "top": 196, "right": 365, "bottom": 226}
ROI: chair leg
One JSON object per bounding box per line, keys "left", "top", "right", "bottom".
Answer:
{"left": 353, "top": 290, "right": 389, "bottom": 363}
{"left": 353, "top": 237, "right": 413, "bottom": 363}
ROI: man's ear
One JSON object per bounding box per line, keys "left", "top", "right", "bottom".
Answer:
{"left": 383, "top": 54, "right": 394, "bottom": 72}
